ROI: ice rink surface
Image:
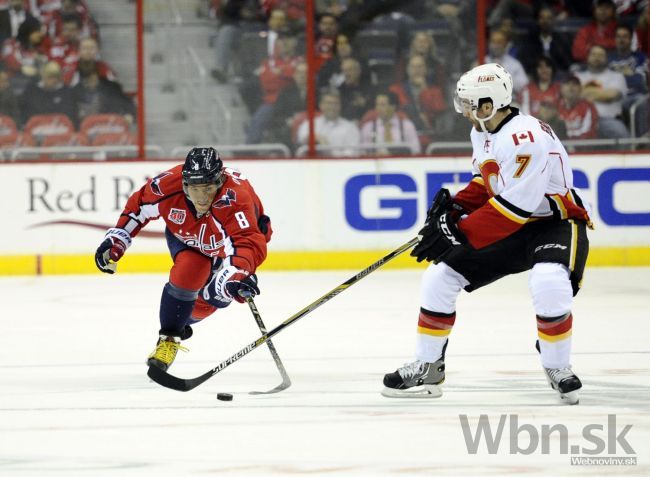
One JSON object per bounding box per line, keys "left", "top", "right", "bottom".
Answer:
{"left": 1, "top": 267, "right": 649, "bottom": 476}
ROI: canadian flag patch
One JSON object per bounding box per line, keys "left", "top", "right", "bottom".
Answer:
{"left": 512, "top": 130, "right": 534, "bottom": 145}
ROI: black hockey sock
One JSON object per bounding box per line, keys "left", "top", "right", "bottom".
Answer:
{"left": 159, "top": 282, "right": 197, "bottom": 337}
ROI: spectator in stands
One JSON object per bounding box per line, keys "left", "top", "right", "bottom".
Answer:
{"left": 45, "top": 0, "right": 99, "bottom": 41}
{"left": 0, "top": 69, "right": 19, "bottom": 122}
{"left": 517, "top": 6, "right": 573, "bottom": 76}
{"left": 519, "top": 56, "right": 562, "bottom": 116}
{"left": 390, "top": 54, "right": 446, "bottom": 145}
{"left": 399, "top": 31, "right": 446, "bottom": 87}
{"left": 48, "top": 14, "right": 81, "bottom": 85}
{"left": 557, "top": 75, "right": 599, "bottom": 139}
{"left": 19, "top": 60, "right": 77, "bottom": 126}
{"left": 2, "top": 16, "right": 49, "bottom": 94}
{"left": 575, "top": 45, "right": 629, "bottom": 139}
{"left": 318, "top": 33, "right": 367, "bottom": 89}
{"left": 538, "top": 99, "right": 567, "bottom": 139}
{"left": 0, "top": 0, "right": 38, "bottom": 44}
{"left": 608, "top": 24, "right": 649, "bottom": 135}
{"left": 361, "top": 91, "right": 421, "bottom": 154}
{"left": 337, "top": 57, "right": 374, "bottom": 121}
{"left": 72, "top": 60, "right": 135, "bottom": 125}
{"left": 572, "top": 0, "right": 618, "bottom": 63}
{"left": 296, "top": 91, "right": 360, "bottom": 156}
{"left": 69, "top": 37, "right": 116, "bottom": 85}
{"left": 267, "top": 60, "right": 307, "bottom": 146}
{"left": 494, "top": 16, "right": 520, "bottom": 58}
{"left": 245, "top": 32, "right": 300, "bottom": 143}
{"left": 315, "top": 13, "right": 338, "bottom": 70}
{"left": 210, "top": 0, "right": 265, "bottom": 83}
{"left": 485, "top": 29, "right": 529, "bottom": 94}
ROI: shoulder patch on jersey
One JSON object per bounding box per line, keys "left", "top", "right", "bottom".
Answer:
{"left": 168, "top": 208, "right": 186, "bottom": 225}
{"left": 512, "top": 130, "right": 535, "bottom": 146}
{"left": 213, "top": 188, "right": 237, "bottom": 209}
{"left": 150, "top": 171, "right": 173, "bottom": 196}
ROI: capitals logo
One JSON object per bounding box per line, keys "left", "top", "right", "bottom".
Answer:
{"left": 213, "top": 188, "right": 236, "bottom": 208}
{"left": 150, "top": 171, "right": 173, "bottom": 196}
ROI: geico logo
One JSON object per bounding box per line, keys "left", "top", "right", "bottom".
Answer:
{"left": 344, "top": 168, "right": 650, "bottom": 231}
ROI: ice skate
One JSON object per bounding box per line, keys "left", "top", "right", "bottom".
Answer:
{"left": 146, "top": 335, "right": 188, "bottom": 371}
{"left": 382, "top": 359, "right": 445, "bottom": 398}
{"left": 543, "top": 367, "right": 582, "bottom": 405}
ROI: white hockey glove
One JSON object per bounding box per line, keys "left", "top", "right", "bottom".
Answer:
{"left": 201, "top": 265, "right": 260, "bottom": 306}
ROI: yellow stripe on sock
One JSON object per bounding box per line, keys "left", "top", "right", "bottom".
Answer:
{"left": 417, "top": 326, "right": 452, "bottom": 337}
{"left": 538, "top": 329, "right": 572, "bottom": 343}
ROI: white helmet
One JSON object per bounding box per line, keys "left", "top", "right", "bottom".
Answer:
{"left": 454, "top": 63, "right": 513, "bottom": 131}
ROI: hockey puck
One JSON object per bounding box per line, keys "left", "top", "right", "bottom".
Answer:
{"left": 216, "top": 393, "right": 233, "bottom": 401}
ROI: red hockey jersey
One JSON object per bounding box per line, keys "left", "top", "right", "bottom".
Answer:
{"left": 114, "top": 165, "right": 271, "bottom": 274}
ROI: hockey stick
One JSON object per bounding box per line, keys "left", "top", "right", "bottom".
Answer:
{"left": 242, "top": 293, "right": 292, "bottom": 394}
{"left": 147, "top": 237, "right": 419, "bottom": 392}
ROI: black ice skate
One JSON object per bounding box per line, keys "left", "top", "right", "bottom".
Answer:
{"left": 543, "top": 367, "right": 582, "bottom": 405}
{"left": 382, "top": 359, "right": 445, "bottom": 398}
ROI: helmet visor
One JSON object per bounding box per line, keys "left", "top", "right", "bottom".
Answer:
{"left": 454, "top": 93, "right": 474, "bottom": 115}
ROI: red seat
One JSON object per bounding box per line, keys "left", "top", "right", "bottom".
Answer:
{"left": 0, "top": 115, "right": 18, "bottom": 138}
{"left": 23, "top": 114, "right": 75, "bottom": 143}
{"left": 91, "top": 132, "right": 137, "bottom": 146}
{"left": 0, "top": 132, "right": 36, "bottom": 148}
{"left": 80, "top": 114, "right": 131, "bottom": 141}
{"left": 41, "top": 132, "right": 89, "bottom": 147}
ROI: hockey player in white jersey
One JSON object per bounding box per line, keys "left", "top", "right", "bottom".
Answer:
{"left": 382, "top": 63, "right": 593, "bottom": 404}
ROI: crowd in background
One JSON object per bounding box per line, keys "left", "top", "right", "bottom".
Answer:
{"left": 0, "top": 0, "right": 136, "bottom": 149}
{"left": 208, "top": 0, "right": 649, "bottom": 155}
{"left": 1, "top": 0, "right": 648, "bottom": 156}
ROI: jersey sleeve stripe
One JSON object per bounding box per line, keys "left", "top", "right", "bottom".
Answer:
{"left": 548, "top": 195, "right": 568, "bottom": 219}
{"left": 489, "top": 196, "right": 530, "bottom": 224}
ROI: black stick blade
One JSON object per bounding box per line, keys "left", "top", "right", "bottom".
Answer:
{"left": 147, "top": 365, "right": 212, "bottom": 392}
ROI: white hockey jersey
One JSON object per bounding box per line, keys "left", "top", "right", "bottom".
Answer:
{"left": 454, "top": 109, "right": 592, "bottom": 249}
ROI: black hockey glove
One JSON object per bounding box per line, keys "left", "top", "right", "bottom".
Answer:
{"left": 257, "top": 214, "right": 273, "bottom": 241}
{"left": 411, "top": 189, "right": 467, "bottom": 263}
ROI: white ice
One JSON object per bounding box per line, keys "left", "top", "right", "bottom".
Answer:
{"left": 1, "top": 267, "right": 649, "bottom": 476}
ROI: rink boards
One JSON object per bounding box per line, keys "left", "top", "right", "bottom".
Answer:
{"left": 1, "top": 154, "right": 649, "bottom": 274}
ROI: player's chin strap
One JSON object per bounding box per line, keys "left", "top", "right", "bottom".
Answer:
{"left": 471, "top": 107, "right": 497, "bottom": 133}
{"left": 147, "top": 237, "right": 420, "bottom": 392}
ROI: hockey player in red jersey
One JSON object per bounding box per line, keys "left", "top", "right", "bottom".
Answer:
{"left": 94, "top": 147, "right": 272, "bottom": 371}
{"left": 383, "top": 64, "right": 593, "bottom": 404}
